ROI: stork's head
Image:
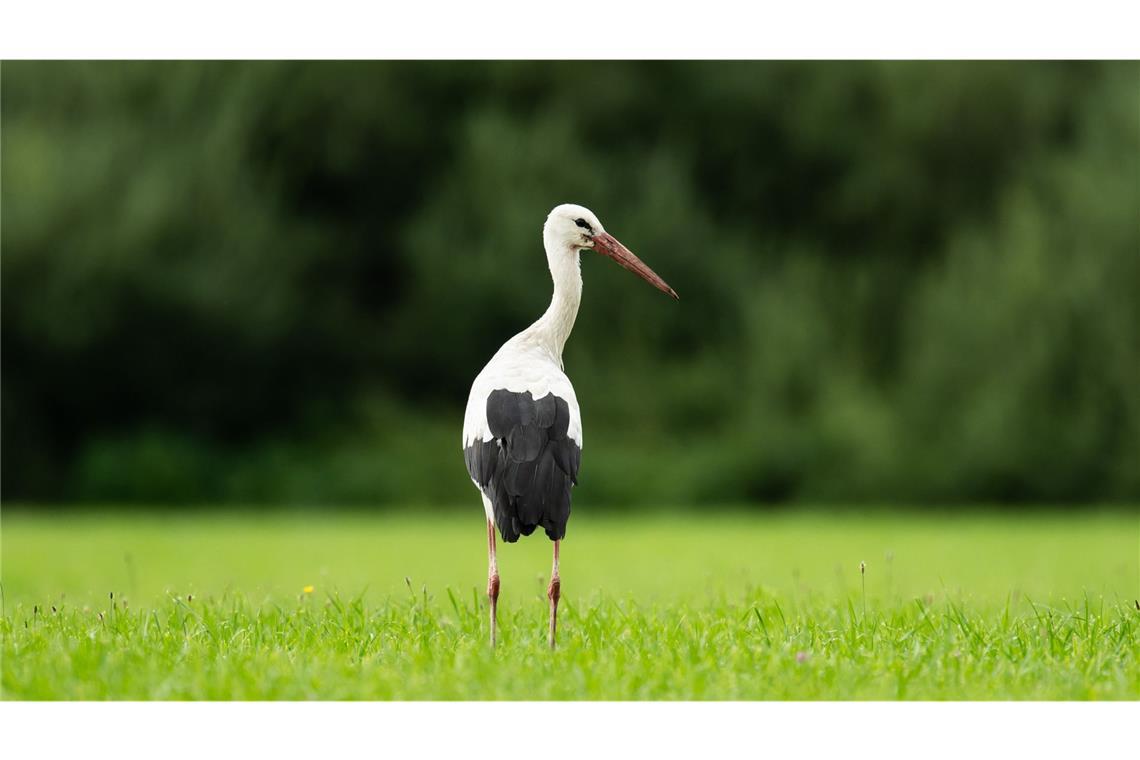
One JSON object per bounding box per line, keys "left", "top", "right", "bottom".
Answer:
{"left": 543, "top": 204, "right": 678, "bottom": 299}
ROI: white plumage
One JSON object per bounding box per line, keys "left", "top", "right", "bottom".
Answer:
{"left": 462, "top": 339, "right": 583, "bottom": 450}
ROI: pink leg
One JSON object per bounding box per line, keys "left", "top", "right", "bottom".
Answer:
{"left": 487, "top": 519, "right": 500, "bottom": 648}
{"left": 547, "top": 540, "right": 561, "bottom": 649}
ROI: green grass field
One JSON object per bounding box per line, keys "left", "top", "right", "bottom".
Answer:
{"left": 2, "top": 508, "right": 1137, "bottom": 699}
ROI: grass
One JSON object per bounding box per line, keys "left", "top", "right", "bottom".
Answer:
{"left": 2, "top": 508, "right": 1137, "bottom": 699}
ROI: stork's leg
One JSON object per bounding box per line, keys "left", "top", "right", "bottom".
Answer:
{"left": 487, "top": 518, "right": 500, "bottom": 648}
{"left": 547, "top": 540, "right": 561, "bottom": 649}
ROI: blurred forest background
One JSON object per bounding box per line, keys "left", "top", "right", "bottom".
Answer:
{"left": 2, "top": 61, "right": 1137, "bottom": 509}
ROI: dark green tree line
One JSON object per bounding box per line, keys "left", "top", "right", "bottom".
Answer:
{"left": 2, "top": 61, "right": 1136, "bottom": 505}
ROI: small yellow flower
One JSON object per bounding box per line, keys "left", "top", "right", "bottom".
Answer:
{"left": 302, "top": 585, "right": 314, "bottom": 594}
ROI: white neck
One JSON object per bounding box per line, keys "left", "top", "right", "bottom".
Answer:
{"left": 522, "top": 237, "right": 582, "bottom": 361}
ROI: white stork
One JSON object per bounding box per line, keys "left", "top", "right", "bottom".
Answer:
{"left": 462, "top": 204, "right": 677, "bottom": 648}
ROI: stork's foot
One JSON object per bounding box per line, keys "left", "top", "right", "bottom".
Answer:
{"left": 547, "top": 576, "right": 561, "bottom": 649}
{"left": 488, "top": 573, "right": 500, "bottom": 648}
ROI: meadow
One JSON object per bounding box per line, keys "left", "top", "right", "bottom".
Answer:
{"left": 2, "top": 508, "right": 1137, "bottom": 699}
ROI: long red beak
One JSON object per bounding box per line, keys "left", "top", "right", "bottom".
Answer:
{"left": 592, "top": 232, "right": 678, "bottom": 299}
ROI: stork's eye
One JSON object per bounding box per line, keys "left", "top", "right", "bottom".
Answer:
{"left": 574, "top": 218, "right": 593, "bottom": 233}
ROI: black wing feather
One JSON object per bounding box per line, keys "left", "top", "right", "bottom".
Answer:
{"left": 464, "top": 389, "right": 580, "bottom": 542}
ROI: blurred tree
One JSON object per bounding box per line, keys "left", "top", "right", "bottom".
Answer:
{"left": 1, "top": 61, "right": 1135, "bottom": 506}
